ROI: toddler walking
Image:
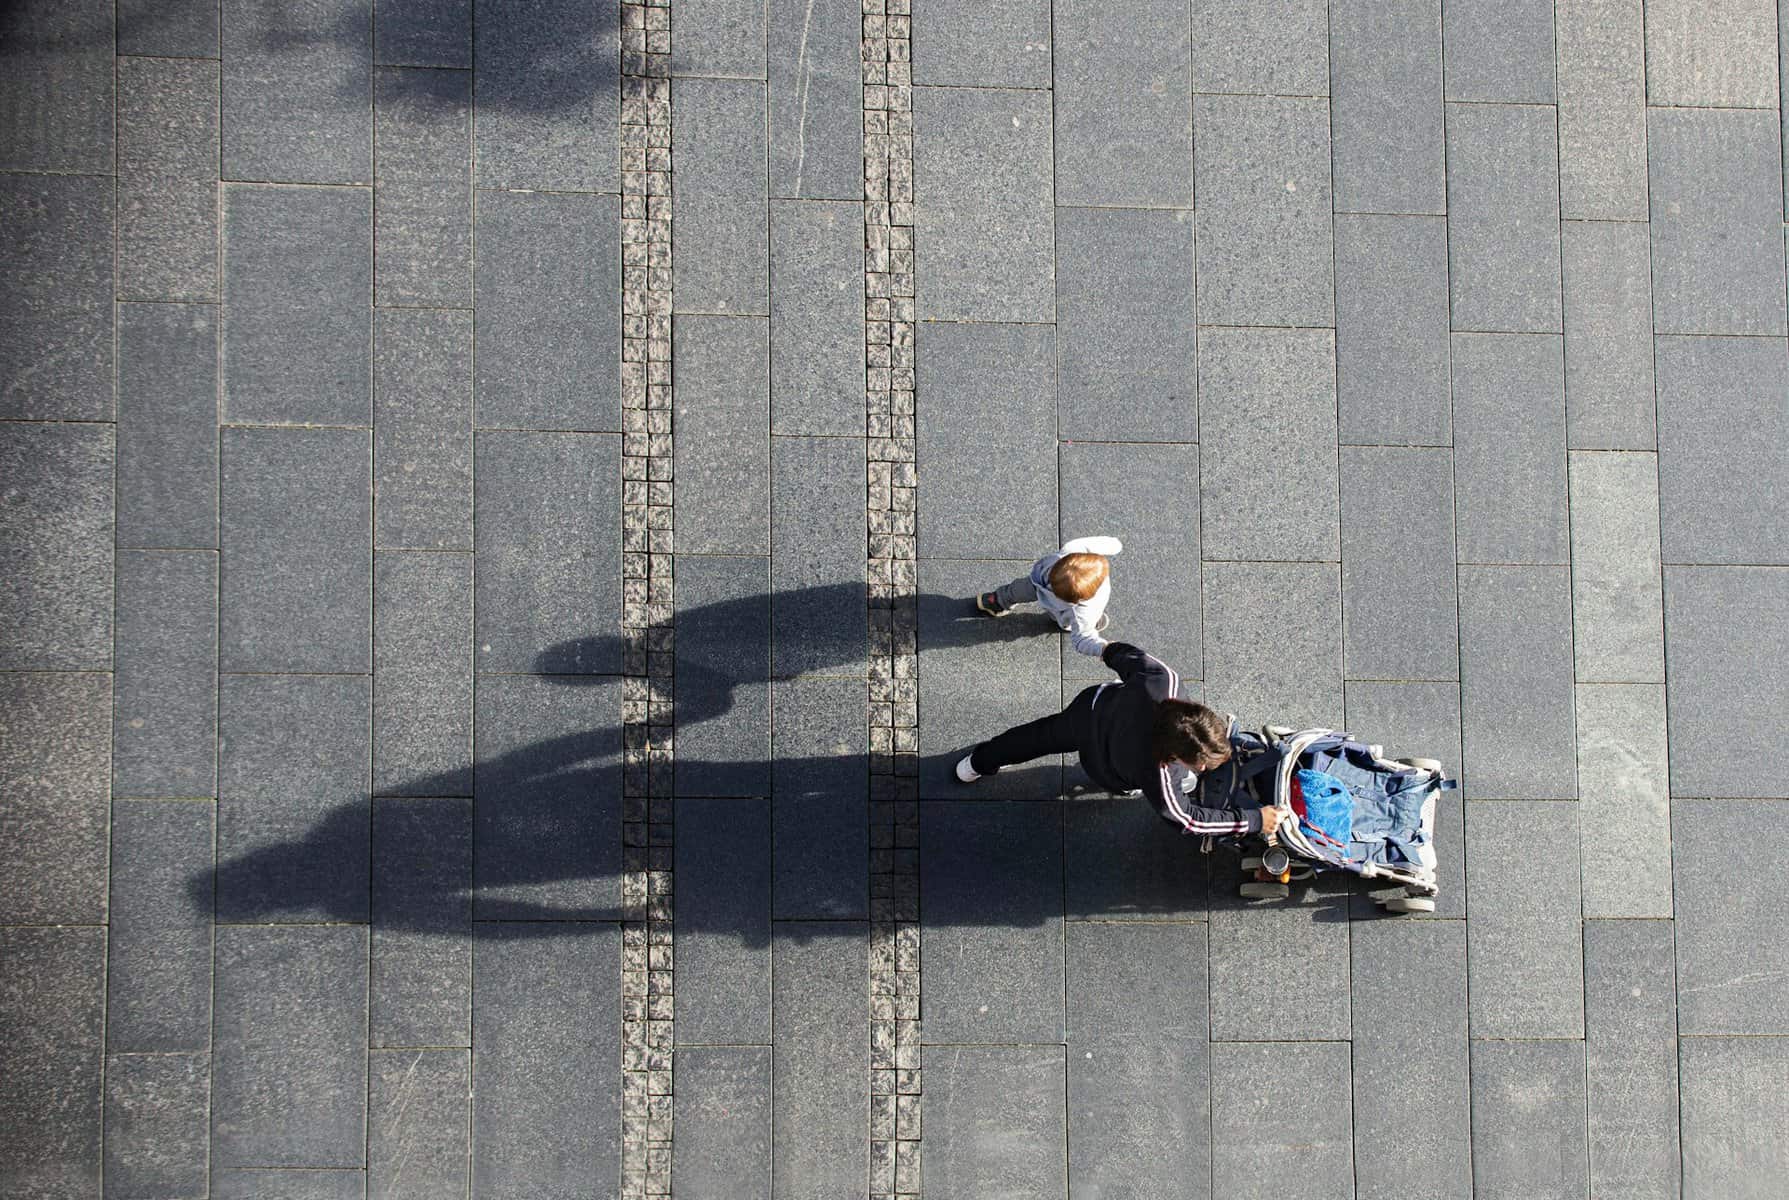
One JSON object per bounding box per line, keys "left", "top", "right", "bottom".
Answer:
{"left": 975, "top": 535, "right": 1122, "bottom": 657}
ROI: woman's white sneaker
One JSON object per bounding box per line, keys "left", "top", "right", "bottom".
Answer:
{"left": 955, "top": 755, "right": 982, "bottom": 783}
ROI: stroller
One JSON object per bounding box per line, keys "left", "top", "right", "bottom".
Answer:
{"left": 1193, "top": 720, "right": 1455, "bottom": 913}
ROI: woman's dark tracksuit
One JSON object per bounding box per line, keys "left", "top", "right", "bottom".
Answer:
{"left": 968, "top": 642, "right": 1263, "bottom": 837}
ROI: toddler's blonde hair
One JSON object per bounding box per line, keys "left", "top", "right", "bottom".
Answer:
{"left": 1048, "top": 552, "right": 1108, "bottom": 603}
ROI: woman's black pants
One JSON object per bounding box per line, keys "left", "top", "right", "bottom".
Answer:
{"left": 969, "top": 685, "right": 1101, "bottom": 775}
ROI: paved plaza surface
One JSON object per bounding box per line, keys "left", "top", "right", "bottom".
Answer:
{"left": 3, "top": 0, "right": 1789, "bottom": 1195}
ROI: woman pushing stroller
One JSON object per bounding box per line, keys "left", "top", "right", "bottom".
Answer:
{"left": 955, "top": 639, "right": 1284, "bottom": 845}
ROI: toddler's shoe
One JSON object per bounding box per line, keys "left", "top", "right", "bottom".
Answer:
{"left": 975, "top": 591, "right": 1008, "bottom": 616}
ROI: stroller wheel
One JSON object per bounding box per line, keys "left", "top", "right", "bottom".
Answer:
{"left": 1240, "top": 855, "right": 1264, "bottom": 871}
{"left": 1397, "top": 757, "right": 1444, "bottom": 773}
{"left": 1239, "top": 881, "right": 1289, "bottom": 900}
{"left": 1382, "top": 896, "right": 1437, "bottom": 914}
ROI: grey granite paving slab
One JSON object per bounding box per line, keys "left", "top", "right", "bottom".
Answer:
{"left": 1645, "top": 0, "right": 1779, "bottom": 107}
{"left": 114, "top": 550, "right": 218, "bottom": 798}
{"left": 1452, "top": 333, "right": 1569, "bottom": 564}
{"left": 675, "top": 556, "right": 771, "bottom": 795}
{"left": 1673, "top": 799, "right": 1789, "bottom": 1032}
{"left": 377, "top": 0, "right": 470, "bottom": 66}
{"left": 119, "top": 0, "right": 219, "bottom": 57}
{"left": 1198, "top": 327, "right": 1338, "bottom": 561}
{"left": 0, "top": 174, "right": 113, "bottom": 420}
{"left": 104, "top": 1052, "right": 209, "bottom": 1200}
{"left": 1556, "top": 0, "right": 1649, "bottom": 220}
{"left": 913, "top": 87, "right": 1055, "bottom": 322}
{"left": 1663, "top": 570, "right": 1788, "bottom": 798}
{"left": 0, "top": 0, "right": 112, "bottom": 173}
{"left": 1063, "top": 796, "right": 1206, "bottom": 920}
{"left": 1562, "top": 221, "right": 1656, "bottom": 448}
{"left": 473, "top": 190, "right": 619, "bottom": 431}
{"left": 1458, "top": 566, "right": 1577, "bottom": 797}
{"left": 115, "top": 302, "right": 217, "bottom": 554}
{"left": 1445, "top": 102, "right": 1562, "bottom": 332}
{"left": 772, "top": 926, "right": 867, "bottom": 1198}
{"left": 1203, "top": 562, "right": 1344, "bottom": 729}
{"left": 911, "top": 0, "right": 1052, "bottom": 87}
{"left": 472, "top": 674, "right": 622, "bottom": 918}
{"left": 1442, "top": 0, "right": 1557, "bottom": 101}
{"left": 1329, "top": 0, "right": 1446, "bottom": 214}
{"left": 0, "top": 423, "right": 113, "bottom": 671}
{"left": 1680, "top": 1035, "right": 1789, "bottom": 1196}
{"left": 222, "top": 0, "right": 372, "bottom": 183}
{"left": 1059, "top": 441, "right": 1200, "bottom": 680}
{"left": 1191, "top": 0, "right": 1328, "bottom": 95}
{"left": 1577, "top": 686, "right": 1670, "bottom": 918}
{"left": 375, "top": 68, "right": 471, "bottom": 308}
{"left": 1648, "top": 108, "right": 1788, "bottom": 335}
{"left": 217, "top": 674, "right": 370, "bottom": 923}
{"left": 674, "top": 77, "right": 769, "bottom": 316}
{"left": 1569, "top": 451, "right": 1664, "bottom": 680}
{"left": 1340, "top": 446, "right": 1459, "bottom": 680}
{"left": 1052, "top": 0, "right": 1193, "bottom": 207}
{"left": 0, "top": 927, "right": 104, "bottom": 1200}
{"left": 1469, "top": 1040, "right": 1589, "bottom": 1199}
{"left": 1465, "top": 800, "right": 1583, "bottom": 1037}
{"left": 471, "top": 926, "right": 619, "bottom": 1197}
{"left": 374, "top": 552, "right": 473, "bottom": 795}
{"left": 472, "top": 430, "right": 621, "bottom": 674}
{"left": 1584, "top": 920, "right": 1679, "bottom": 1199}
{"left": 1212, "top": 907, "right": 1350, "bottom": 1040}
{"left": 1335, "top": 213, "right": 1451, "bottom": 446}
{"left": 212, "top": 926, "right": 368, "bottom": 1166}
{"left": 672, "top": 0, "right": 765, "bottom": 77}
{"left": 118, "top": 57, "right": 220, "bottom": 303}
{"left": 108, "top": 802, "right": 213, "bottom": 1053}
{"left": 374, "top": 308, "right": 473, "bottom": 550}
{"left": 673, "top": 1047, "right": 772, "bottom": 1196}
{"left": 921, "top": 802, "right": 1064, "bottom": 1044}
{"left": 369, "top": 1050, "right": 468, "bottom": 1200}
{"left": 1351, "top": 920, "right": 1471, "bottom": 1199}
{"left": 923, "top": 1046, "right": 1066, "bottom": 1200}
{"left": 676, "top": 798, "right": 772, "bottom": 1044}
{"left": 674, "top": 315, "right": 770, "bottom": 553}
{"left": 768, "top": 0, "right": 862, "bottom": 200}
{"left": 916, "top": 322, "right": 1057, "bottom": 559}
{"left": 769, "top": 201, "right": 863, "bottom": 435}
{"left": 771, "top": 677, "right": 867, "bottom": 920}
{"left": 212, "top": 1170, "right": 364, "bottom": 1200}
{"left": 1655, "top": 336, "right": 1789, "bottom": 565}
{"left": 371, "top": 799, "right": 470, "bottom": 1048}
{"left": 772, "top": 437, "right": 866, "bottom": 677}
{"left": 1193, "top": 95, "right": 1334, "bottom": 327}
{"left": 0, "top": 674, "right": 109, "bottom": 926}
{"left": 1056, "top": 207, "right": 1197, "bottom": 441}
{"left": 220, "top": 427, "right": 371, "bottom": 673}
{"left": 472, "top": 0, "right": 617, "bottom": 191}
{"left": 222, "top": 185, "right": 372, "bottom": 426}
{"left": 1211, "top": 1042, "right": 1353, "bottom": 1200}
{"left": 1065, "top": 923, "right": 1209, "bottom": 1200}
{"left": 916, "top": 559, "right": 1064, "bottom": 799}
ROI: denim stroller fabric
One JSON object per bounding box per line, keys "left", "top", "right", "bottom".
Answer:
{"left": 1306, "top": 743, "right": 1431, "bottom": 868}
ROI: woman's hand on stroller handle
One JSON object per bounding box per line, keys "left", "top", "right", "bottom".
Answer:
{"left": 1258, "top": 805, "right": 1282, "bottom": 844}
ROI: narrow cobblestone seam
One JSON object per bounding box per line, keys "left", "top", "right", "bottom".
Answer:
{"left": 862, "top": 3, "right": 920, "bottom": 1196}
{"left": 619, "top": 1, "right": 675, "bottom": 1194}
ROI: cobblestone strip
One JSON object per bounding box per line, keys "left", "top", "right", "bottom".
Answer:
{"left": 619, "top": 2, "right": 675, "bottom": 1194}
{"left": 863, "top": 3, "right": 919, "bottom": 1196}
